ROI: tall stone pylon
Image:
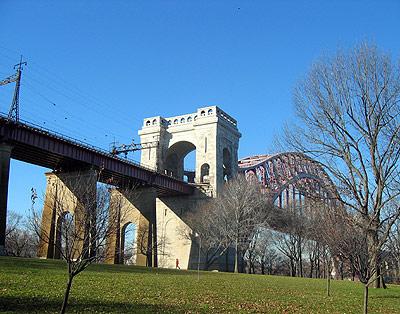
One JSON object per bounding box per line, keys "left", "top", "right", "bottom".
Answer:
{"left": 37, "top": 170, "right": 97, "bottom": 259}
{"left": 137, "top": 106, "right": 241, "bottom": 270}
{"left": 139, "top": 106, "right": 241, "bottom": 196}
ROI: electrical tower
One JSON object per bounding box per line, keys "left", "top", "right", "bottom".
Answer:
{"left": 0, "top": 56, "right": 27, "bottom": 122}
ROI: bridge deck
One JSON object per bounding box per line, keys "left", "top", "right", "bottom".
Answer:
{"left": 0, "top": 117, "right": 194, "bottom": 196}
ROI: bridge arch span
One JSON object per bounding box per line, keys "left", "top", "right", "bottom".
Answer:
{"left": 238, "top": 152, "right": 337, "bottom": 207}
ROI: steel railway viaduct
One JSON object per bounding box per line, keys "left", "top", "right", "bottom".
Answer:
{"left": 0, "top": 106, "right": 336, "bottom": 270}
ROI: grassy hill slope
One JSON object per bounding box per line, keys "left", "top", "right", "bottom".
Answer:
{"left": 0, "top": 257, "right": 399, "bottom": 313}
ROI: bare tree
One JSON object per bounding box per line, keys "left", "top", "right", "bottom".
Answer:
{"left": 135, "top": 226, "right": 152, "bottom": 265}
{"left": 5, "top": 211, "right": 38, "bottom": 257}
{"left": 183, "top": 201, "right": 231, "bottom": 270}
{"left": 182, "top": 175, "right": 271, "bottom": 273}
{"left": 284, "top": 43, "right": 400, "bottom": 290}
{"left": 5, "top": 211, "right": 22, "bottom": 238}
{"left": 274, "top": 231, "right": 303, "bottom": 277}
{"left": 304, "top": 239, "right": 323, "bottom": 278}
{"left": 244, "top": 229, "right": 262, "bottom": 274}
{"left": 134, "top": 221, "right": 170, "bottom": 268}
{"left": 274, "top": 204, "right": 309, "bottom": 277}
{"left": 251, "top": 229, "right": 279, "bottom": 275}
{"left": 30, "top": 171, "right": 134, "bottom": 314}
{"left": 260, "top": 247, "right": 279, "bottom": 275}
{"left": 317, "top": 201, "right": 383, "bottom": 314}
{"left": 216, "top": 175, "right": 272, "bottom": 273}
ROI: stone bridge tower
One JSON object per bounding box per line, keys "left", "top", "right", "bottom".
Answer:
{"left": 136, "top": 106, "right": 240, "bottom": 269}
{"left": 105, "top": 106, "right": 240, "bottom": 270}
{"left": 138, "top": 106, "right": 241, "bottom": 196}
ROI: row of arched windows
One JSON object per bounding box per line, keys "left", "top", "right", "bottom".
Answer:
{"left": 170, "top": 115, "right": 196, "bottom": 125}
{"left": 200, "top": 109, "right": 213, "bottom": 116}
{"left": 145, "top": 109, "right": 215, "bottom": 127}
{"left": 145, "top": 119, "right": 158, "bottom": 126}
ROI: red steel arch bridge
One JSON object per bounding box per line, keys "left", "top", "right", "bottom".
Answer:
{"left": 238, "top": 153, "right": 338, "bottom": 209}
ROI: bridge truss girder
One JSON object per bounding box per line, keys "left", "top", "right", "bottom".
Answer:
{"left": 238, "top": 152, "right": 338, "bottom": 208}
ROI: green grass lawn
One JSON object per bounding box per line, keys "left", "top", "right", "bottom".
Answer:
{"left": 0, "top": 257, "right": 399, "bottom": 313}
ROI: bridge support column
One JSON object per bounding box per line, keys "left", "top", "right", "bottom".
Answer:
{"left": 37, "top": 170, "right": 97, "bottom": 259}
{"left": 155, "top": 194, "right": 210, "bottom": 270}
{"left": 0, "top": 144, "right": 12, "bottom": 256}
{"left": 106, "top": 187, "right": 157, "bottom": 266}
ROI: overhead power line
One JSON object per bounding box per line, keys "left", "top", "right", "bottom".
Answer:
{"left": 0, "top": 47, "right": 143, "bottom": 154}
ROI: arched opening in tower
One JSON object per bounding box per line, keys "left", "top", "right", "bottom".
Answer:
{"left": 120, "top": 222, "right": 137, "bottom": 265}
{"left": 200, "top": 163, "right": 210, "bottom": 183}
{"left": 183, "top": 150, "right": 196, "bottom": 182}
{"left": 54, "top": 211, "right": 74, "bottom": 259}
{"left": 165, "top": 141, "right": 196, "bottom": 182}
{"left": 223, "top": 148, "right": 232, "bottom": 182}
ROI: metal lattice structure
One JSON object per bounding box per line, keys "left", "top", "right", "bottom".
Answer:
{"left": 0, "top": 57, "right": 27, "bottom": 122}
{"left": 238, "top": 153, "right": 338, "bottom": 207}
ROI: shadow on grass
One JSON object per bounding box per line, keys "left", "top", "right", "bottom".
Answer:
{"left": 87, "top": 263, "right": 195, "bottom": 276}
{"left": 0, "top": 257, "right": 66, "bottom": 272}
{"left": 0, "top": 296, "right": 185, "bottom": 313}
{"left": 0, "top": 257, "right": 197, "bottom": 277}
{"left": 372, "top": 294, "right": 400, "bottom": 299}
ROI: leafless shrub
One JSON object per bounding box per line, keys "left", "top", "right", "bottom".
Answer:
{"left": 30, "top": 171, "right": 136, "bottom": 314}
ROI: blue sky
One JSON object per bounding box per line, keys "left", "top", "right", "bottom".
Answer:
{"left": 1, "top": 0, "right": 399, "bottom": 217}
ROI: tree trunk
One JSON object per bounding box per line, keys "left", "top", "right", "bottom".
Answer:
{"left": 340, "top": 260, "right": 344, "bottom": 280}
{"left": 290, "top": 259, "right": 296, "bottom": 277}
{"left": 205, "top": 251, "right": 210, "bottom": 271}
{"left": 309, "top": 254, "right": 314, "bottom": 278}
{"left": 326, "top": 263, "right": 331, "bottom": 297}
{"left": 374, "top": 262, "right": 382, "bottom": 288}
{"left": 234, "top": 240, "right": 238, "bottom": 273}
{"left": 60, "top": 275, "right": 73, "bottom": 314}
{"left": 298, "top": 236, "right": 303, "bottom": 277}
{"left": 380, "top": 275, "right": 387, "bottom": 289}
{"left": 326, "top": 275, "right": 331, "bottom": 297}
{"left": 374, "top": 262, "right": 381, "bottom": 288}
{"left": 239, "top": 250, "right": 245, "bottom": 273}
{"left": 363, "top": 284, "right": 369, "bottom": 314}
{"left": 315, "top": 243, "right": 320, "bottom": 278}
{"left": 367, "top": 219, "right": 381, "bottom": 289}
{"left": 225, "top": 250, "right": 228, "bottom": 272}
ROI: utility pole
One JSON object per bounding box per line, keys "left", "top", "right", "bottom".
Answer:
{"left": 0, "top": 55, "right": 27, "bottom": 122}
{"left": 9, "top": 56, "right": 27, "bottom": 122}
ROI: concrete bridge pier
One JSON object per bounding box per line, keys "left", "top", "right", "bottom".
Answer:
{"left": 155, "top": 188, "right": 213, "bottom": 270}
{"left": 37, "top": 170, "right": 98, "bottom": 259}
{"left": 105, "top": 187, "right": 157, "bottom": 266}
{"left": 156, "top": 196, "right": 194, "bottom": 269}
{"left": 0, "top": 144, "right": 12, "bottom": 256}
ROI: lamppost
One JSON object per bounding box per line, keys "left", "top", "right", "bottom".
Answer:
{"left": 194, "top": 232, "right": 201, "bottom": 280}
